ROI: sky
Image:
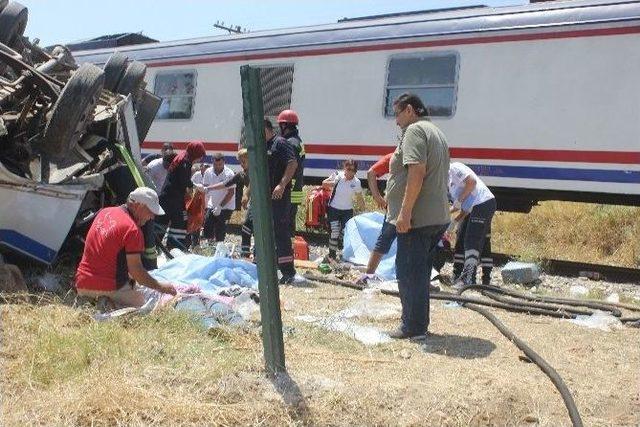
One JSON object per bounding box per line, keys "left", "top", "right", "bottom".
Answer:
{"left": 18, "top": 0, "right": 527, "bottom": 46}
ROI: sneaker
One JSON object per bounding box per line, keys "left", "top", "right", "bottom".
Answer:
{"left": 387, "top": 328, "right": 427, "bottom": 341}
{"left": 279, "top": 275, "right": 295, "bottom": 285}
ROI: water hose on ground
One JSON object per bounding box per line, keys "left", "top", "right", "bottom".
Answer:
{"left": 461, "top": 302, "right": 583, "bottom": 427}
{"left": 466, "top": 283, "right": 625, "bottom": 316}
{"left": 303, "top": 273, "right": 621, "bottom": 427}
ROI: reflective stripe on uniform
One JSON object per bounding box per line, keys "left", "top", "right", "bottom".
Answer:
{"left": 278, "top": 255, "right": 294, "bottom": 264}
{"left": 291, "top": 191, "right": 304, "bottom": 204}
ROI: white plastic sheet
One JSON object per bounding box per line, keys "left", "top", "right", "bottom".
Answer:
{"left": 296, "top": 315, "right": 391, "bottom": 346}
{"left": 569, "top": 310, "right": 622, "bottom": 332}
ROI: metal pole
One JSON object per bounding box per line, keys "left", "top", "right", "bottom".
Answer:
{"left": 240, "top": 65, "right": 286, "bottom": 375}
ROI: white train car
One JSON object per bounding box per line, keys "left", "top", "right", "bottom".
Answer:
{"left": 74, "top": 0, "right": 640, "bottom": 212}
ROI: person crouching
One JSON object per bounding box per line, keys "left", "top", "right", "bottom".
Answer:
{"left": 74, "top": 188, "right": 177, "bottom": 308}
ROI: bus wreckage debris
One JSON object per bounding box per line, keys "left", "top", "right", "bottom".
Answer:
{"left": 0, "top": 1, "right": 161, "bottom": 264}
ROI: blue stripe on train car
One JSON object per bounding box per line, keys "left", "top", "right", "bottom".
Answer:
{"left": 141, "top": 152, "right": 639, "bottom": 184}
{"left": 466, "top": 164, "right": 640, "bottom": 184}
{"left": 0, "top": 229, "right": 58, "bottom": 264}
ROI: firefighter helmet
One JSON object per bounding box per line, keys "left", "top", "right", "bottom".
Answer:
{"left": 277, "top": 109, "right": 299, "bottom": 125}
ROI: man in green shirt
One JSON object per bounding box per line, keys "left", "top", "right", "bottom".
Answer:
{"left": 386, "top": 93, "right": 450, "bottom": 340}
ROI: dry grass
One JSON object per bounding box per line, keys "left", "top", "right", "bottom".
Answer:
{"left": 232, "top": 189, "right": 639, "bottom": 267}
{"left": 2, "top": 280, "right": 639, "bottom": 426}
{"left": 232, "top": 191, "right": 640, "bottom": 267}
{"left": 492, "top": 201, "right": 640, "bottom": 267}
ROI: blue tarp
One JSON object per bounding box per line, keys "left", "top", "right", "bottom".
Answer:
{"left": 150, "top": 255, "right": 258, "bottom": 292}
{"left": 342, "top": 212, "right": 397, "bottom": 279}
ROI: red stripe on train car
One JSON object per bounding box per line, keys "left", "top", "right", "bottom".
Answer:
{"left": 144, "top": 141, "right": 640, "bottom": 164}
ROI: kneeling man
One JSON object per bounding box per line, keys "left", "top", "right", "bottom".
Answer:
{"left": 75, "top": 187, "right": 177, "bottom": 308}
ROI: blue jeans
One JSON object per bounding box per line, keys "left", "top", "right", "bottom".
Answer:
{"left": 396, "top": 223, "right": 448, "bottom": 335}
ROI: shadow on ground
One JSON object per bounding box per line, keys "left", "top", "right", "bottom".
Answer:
{"left": 271, "top": 371, "right": 312, "bottom": 424}
{"left": 421, "top": 333, "right": 496, "bottom": 359}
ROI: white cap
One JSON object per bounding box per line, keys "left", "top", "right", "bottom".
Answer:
{"left": 128, "top": 187, "right": 165, "bottom": 215}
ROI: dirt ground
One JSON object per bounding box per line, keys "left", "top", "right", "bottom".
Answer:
{"left": 2, "top": 274, "right": 639, "bottom": 426}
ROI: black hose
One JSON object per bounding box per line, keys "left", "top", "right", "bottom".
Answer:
{"left": 478, "top": 290, "right": 596, "bottom": 317}
{"left": 430, "top": 292, "right": 579, "bottom": 319}
{"left": 462, "top": 302, "right": 583, "bottom": 427}
{"left": 460, "top": 284, "right": 622, "bottom": 317}
{"left": 305, "top": 275, "right": 579, "bottom": 319}
{"left": 303, "top": 273, "right": 585, "bottom": 426}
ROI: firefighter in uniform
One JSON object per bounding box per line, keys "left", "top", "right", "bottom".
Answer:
{"left": 276, "top": 109, "right": 305, "bottom": 234}
{"left": 264, "top": 118, "right": 298, "bottom": 283}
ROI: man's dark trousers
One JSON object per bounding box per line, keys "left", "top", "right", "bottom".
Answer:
{"left": 396, "top": 223, "right": 448, "bottom": 335}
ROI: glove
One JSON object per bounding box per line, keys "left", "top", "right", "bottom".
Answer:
{"left": 212, "top": 206, "right": 221, "bottom": 216}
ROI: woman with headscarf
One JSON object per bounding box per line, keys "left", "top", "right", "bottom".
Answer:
{"left": 156, "top": 141, "right": 206, "bottom": 249}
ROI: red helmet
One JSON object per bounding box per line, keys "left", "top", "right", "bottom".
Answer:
{"left": 277, "top": 109, "right": 299, "bottom": 125}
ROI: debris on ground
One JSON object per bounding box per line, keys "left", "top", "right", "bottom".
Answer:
{"left": 337, "top": 288, "right": 400, "bottom": 320}
{"left": 568, "top": 310, "right": 623, "bottom": 332}
{"left": 569, "top": 284, "right": 589, "bottom": 297}
{"left": 500, "top": 261, "right": 541, "bottom": 284}
{"left": 0, "top": 259, "right": 27, "bottom": 293}
{"left": 34, "top": 272, "right": 61, "bottom": 293}
{"left": 295, "top": 314, "right": 392, "bottom": 346}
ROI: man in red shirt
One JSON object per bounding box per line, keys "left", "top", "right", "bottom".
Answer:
{"left": 364, "top": 153, "right": 396, "bottom": 275}
{"left": 75, "top": 187, "right": 177, "bottom": 307}
{"left": 363, "top": 153, "right": 450, "bottom": 285}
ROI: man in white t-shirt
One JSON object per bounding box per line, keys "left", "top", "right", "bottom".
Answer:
{"left": 144, "top": 152, "right": 176, "bottom": 192}
{"left": 191, "top": 163, "right": 208, "bottom": 186}
{"left": 202, "top": 153, "right": 236, "bottom": 243}
{"left": 448, "top": 162, "right": 496, "bottom": 288}
{"left": 322, "top": 159, "right": 365, "bottom": 260}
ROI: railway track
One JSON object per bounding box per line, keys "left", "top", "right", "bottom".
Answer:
{"left": 226, "top": 224, "right": 640, "bottom": 284}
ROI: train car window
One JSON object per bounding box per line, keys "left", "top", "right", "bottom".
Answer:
{"left": 385, "top": 53, "right": 458, "bottom": 118}
{"left": 153, "top": 70, "right": 197, "bottom": 120}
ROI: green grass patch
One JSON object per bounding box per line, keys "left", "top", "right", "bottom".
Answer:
{"left": 3, "top": 305, "right": 252, "bottom": 388}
